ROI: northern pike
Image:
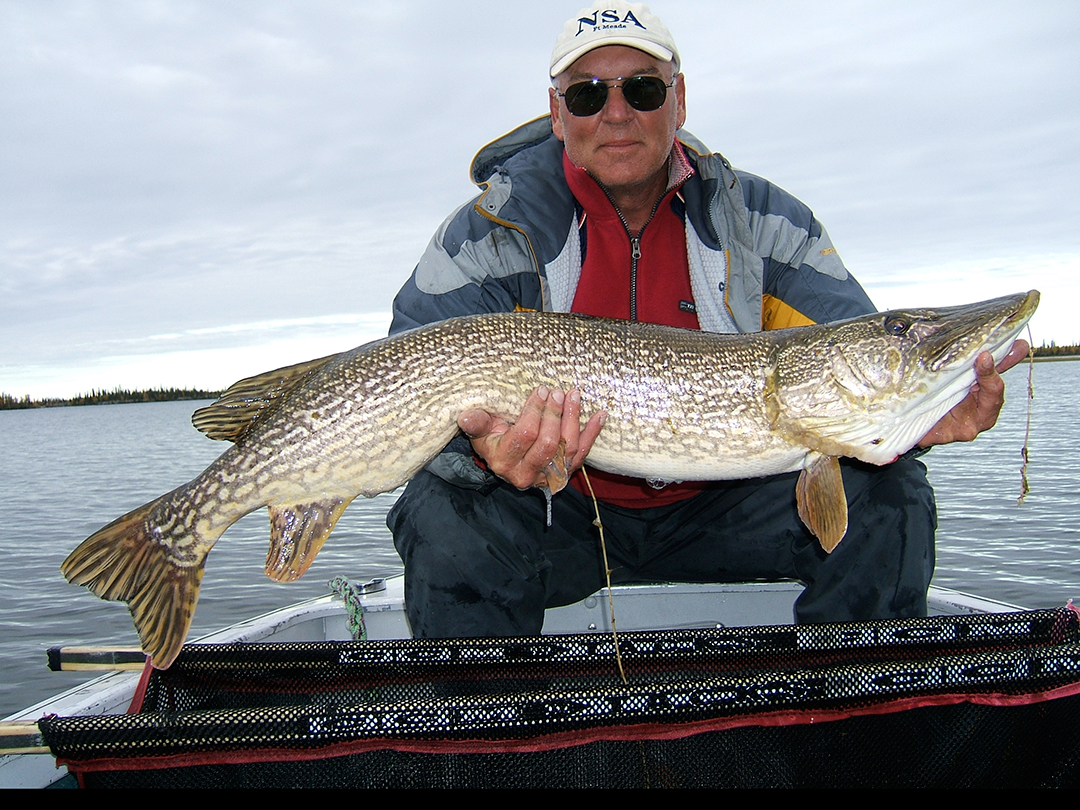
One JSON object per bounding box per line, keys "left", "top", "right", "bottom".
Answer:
{"left": 62, "top": 290, "right": 1039, "bottom": 668}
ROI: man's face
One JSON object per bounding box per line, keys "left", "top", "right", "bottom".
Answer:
{"left": 549, "top": 45, "right": 686, "bottom": 198}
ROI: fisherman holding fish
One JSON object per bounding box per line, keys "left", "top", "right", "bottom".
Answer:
{"left": 385, "top": 2, "right": 1031, "bottom": 638}
{"left": 57, "top": 2, "right": 1035, "bottom": 671}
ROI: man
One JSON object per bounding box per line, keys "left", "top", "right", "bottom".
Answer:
{"left": 387, "top": 3, "right": 1028, "bottom": 638}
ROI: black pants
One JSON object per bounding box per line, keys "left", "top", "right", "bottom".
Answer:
{"left": 388, "top": 458, "right": 937, "bottom": 638}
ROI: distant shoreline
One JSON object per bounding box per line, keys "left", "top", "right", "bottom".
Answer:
{"left": 1032, "top": 354, "right": 1080, "bottom": 362}
{"left": 0, "top": 388, "right": 223, "bottom": 411}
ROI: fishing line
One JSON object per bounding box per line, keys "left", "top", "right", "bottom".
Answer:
{"left": 1018, "top": 325, "right": 1035, "bottom": 506}
{"left": 580, "top": 467, "right": 627, "bottom": 684}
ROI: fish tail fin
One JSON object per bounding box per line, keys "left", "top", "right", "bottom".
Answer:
{"left": 61, "top": 497, "right": 211, "bottom": 670}
{"left": 541, "top": 439, "right": 571, "bottom": 494}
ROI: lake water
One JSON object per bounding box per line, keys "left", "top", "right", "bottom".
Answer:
{"left": 1, "top": 360, "right": 1078, "bottom": 718}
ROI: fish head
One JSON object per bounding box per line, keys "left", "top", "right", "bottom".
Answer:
{"left": 771, "top": 290, "right": 1039, "bottom": 464}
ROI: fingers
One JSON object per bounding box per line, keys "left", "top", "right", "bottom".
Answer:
{"left": 966, "top": 339, "right": 1030, "bottom": 437}
{"left": 995, "top": 339, "right": 1030, "bottom": 375}
{"left": 969, "top": 351, "right": 1006, "bottom": 435}
{"left": 518, "top": 387, "right": 571, "bottom": 476}
{"left": 528, "top": 388, "right": 608, "bottom": 478}
{"left": 458, "top": 409, "right": 499, "bottom": 440}
{"left": 916, "top": 348, "right": 1014, "bottom": 449}
{"left": 553, "top": 389, "right": 608, "bottom": 474}
{"left": 459, "top": 386, "right": 607, "bottom": 490}
{"left": 576, "top": 411, "right": 607, "bottom": 467}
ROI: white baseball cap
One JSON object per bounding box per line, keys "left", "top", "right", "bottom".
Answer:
{"left": 550, "top": 3, "right": 680, "bottom": 78}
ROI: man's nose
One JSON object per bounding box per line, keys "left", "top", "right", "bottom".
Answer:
{"left": 599, "top": 84, "right": 635, "bottom": 121}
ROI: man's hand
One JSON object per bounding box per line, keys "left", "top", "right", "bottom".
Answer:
{"left": 917, "top": 339, "right": 1030, "bottom": 448}
{"left": 458, "top": 387, "right": 606, "bottom": 491}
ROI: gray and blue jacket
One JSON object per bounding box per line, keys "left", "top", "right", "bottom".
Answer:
{"left": 390, "top": 116, "right": 875, "bottom": 336}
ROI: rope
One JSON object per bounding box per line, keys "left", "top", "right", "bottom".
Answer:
{"left": 328, "top": 576, "right": 368, "bottom": 641}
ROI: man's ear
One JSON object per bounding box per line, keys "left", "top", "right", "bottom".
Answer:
{"left": 549, "top": 86, "right": 565, "bottom": 142}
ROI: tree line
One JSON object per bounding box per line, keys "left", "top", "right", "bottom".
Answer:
{"left": 1033, "top": 342, "right": 1080, "bottom": 358}
{"left": 0, "top": 387, "right": 223, "bottom": 410}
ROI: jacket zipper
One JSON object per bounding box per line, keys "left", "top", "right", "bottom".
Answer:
{"left": 596, "top": 186, "right": 665, "bottom": 322}
{"left": 588, "top": 155, "right": 694, "bottom": 321}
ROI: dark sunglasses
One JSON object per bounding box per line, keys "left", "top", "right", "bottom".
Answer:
{"left": 557, "top": 75, "right": 675, "bottom": 117}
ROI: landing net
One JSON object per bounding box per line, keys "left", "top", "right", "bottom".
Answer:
{"left": 39, "top": 607, "right": 1080, "bottom": 787}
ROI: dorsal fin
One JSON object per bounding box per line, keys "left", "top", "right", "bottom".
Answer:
{"left": 192, "top": 353, "right": 339, "bottom": 442}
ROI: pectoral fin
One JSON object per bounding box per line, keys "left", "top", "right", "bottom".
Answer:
{"left": 266, "top": 497, "right": 354, "bottom": 582}
{"left": 541, "top": 439, "right": 571, "bottom": 494}
{"left": 796, "top": 454, "right": 849, "bottom": 553}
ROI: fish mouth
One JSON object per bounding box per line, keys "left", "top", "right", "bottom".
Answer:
{"left": 922, "top": 290, "right": 1039, "bottom": 372}
{"left": 989, "top": 289, "right": 1040, "bottom": 359}
{"left": 999, "top": 288, "right": 1040, "bottom": 348}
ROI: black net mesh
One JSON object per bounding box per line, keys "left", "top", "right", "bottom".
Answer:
{"left": 40, "top": 608, "right": 1080, "bottom": 787}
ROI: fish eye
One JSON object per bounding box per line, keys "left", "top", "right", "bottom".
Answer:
{"left": 884, "top": 316, "right": 910, "bottom": 336}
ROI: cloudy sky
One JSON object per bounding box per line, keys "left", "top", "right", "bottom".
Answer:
{"left": 2, "top": 1, "right": 1077, "bottom": 398}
